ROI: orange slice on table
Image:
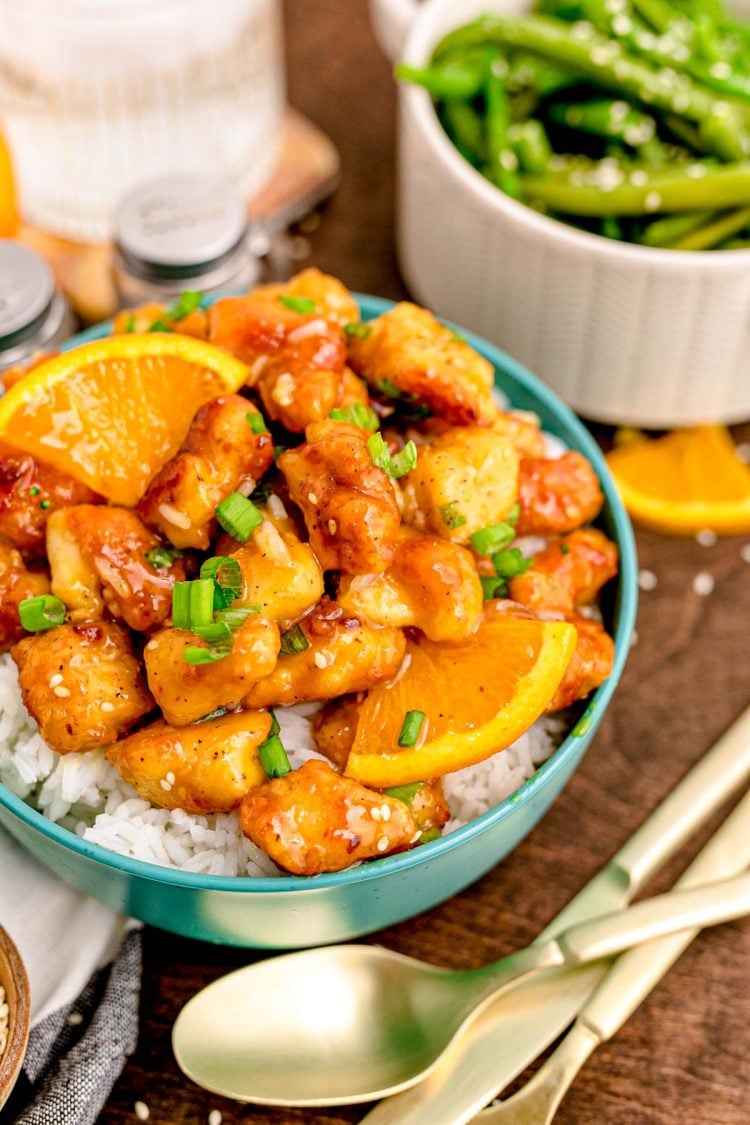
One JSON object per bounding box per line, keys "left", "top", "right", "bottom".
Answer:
{"left": 606, "top": 425, "right": 750, "bottom": 536}
{"left": 345, "top": 611, "right": 577, "bottom": 788}
{"left": 0, "top": 334, "right": 249, "bottom": 507}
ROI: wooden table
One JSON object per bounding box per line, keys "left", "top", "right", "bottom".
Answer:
{"left": 101, "top": 2, "right": 750, "bottom": 1121}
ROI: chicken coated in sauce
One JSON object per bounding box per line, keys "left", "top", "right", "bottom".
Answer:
{"left": 108, "top": 709, "right": 272, "bottom": 813}
{"left": 509, "top": 530, "right": 619, "bottom": 618}
{"left": 12, "top": 621, "right": 154, "bottom": 754}
{"left": 239, "top": 759, "right": 419, "bottom": 875}
{"left": 279, "top": 420, "right": 401, "bottom": 574}
{"left": 112, "top": 301, "right": 208, "bottom": 339}
{"left": 251, "top": 268, "right": 360, "bottom": 328}
{"left": 516, "top": 452, "right": 604, "bottom": 537}
{"left": 0, "top": 442, "right": 102, "bottom": 559}
{"left": 229, "top": 507, "right": 324, "bottom": 627}
{"left": 311, "top": 694, "right": 361, "bottom": 770}
{"left": 0, "top": 546, "right": 49, "bottom": 651}
{"left": 409, "top": 780, "right": 451, "bottom": 832}
{"left": 338, "top": 529, "right": 483, "bottom": 642}
{"left": 144, "top": 614, "right": 280, "bottom": 726}
{"left": 137, "top": 395, "right": 273, "bottom": 550}
{"left": 46, "top": 505, "right": 186, "bottom": 632}
{"left": 243, "top": 606, "right": 406, "bottom": 708}
{"left": 546, "top": 617, "right": 615, "bottom": 712}
{"left": 347, "top": 302, "right": 498, "bottom": 426}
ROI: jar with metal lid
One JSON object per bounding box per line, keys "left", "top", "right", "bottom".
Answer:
{"left": 113, "top": 175, "right": 261, "bottom": 308}
{"left": 0, "top": 241, "right": 75, "bottom": 373}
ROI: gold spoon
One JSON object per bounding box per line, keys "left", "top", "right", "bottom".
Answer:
{"left": 172, "top": 872, "right": 750, "bottom": 1107}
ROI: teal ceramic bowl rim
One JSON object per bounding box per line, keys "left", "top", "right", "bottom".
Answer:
{"left": 0, "top": 294, "right": 638, "bottom": 893}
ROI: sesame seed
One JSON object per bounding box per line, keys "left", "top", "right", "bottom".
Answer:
{"left": 644, "top": 192, "right": 662, "bottom": 212}
{"left": 313, "top": 651, "right": 328, "bottom": 670}
{"left": 638, "top": 568, "right": 658, "bottom": 591}
{"left": 49, "top": 673, "right": 63, "bottom": 688}
{"left": 134, "top": 1104, "right": 150, "bottom": 1122}
{"left": 166, "top": 771, "right": 176, "bottom": 785}
{"left": 208, "top": 1113, "right": 223, "bottom": 1125}
{"left": 380, "top": 804, "right": 391, "bottom": 822}
{"left": 377, "top": 836, "right": 389, "bottom": 852}
{"left": 307, "top": 492, "right": 318, "bottom": 505}
{"left": 695, "top": 529, "right": 717, "bottom": 547}
{"left": 67, "top": 1011, "right": 84, "bottom": 1026}
{"left": 327, "top": 519, "right": 338, "bottom": 535}
{"left": 53, "top": 685, "right": 71, "bottom": 698}
{"left": 160, "top": 779, "right": 172, "bottom": 791}
{"left": 101, "top": 701, "right": 116, "bottom": 713}
{"left": 371, "top": 806, "right": 382, "bottom": 822}
{"left": 692, "top": 571, "right": 714, "bottom": 597}
{"left": 740, "top": 543, "right": 750, "bottom": 563}
{"left": 410, "top": 831, "right": 422, "bottom": 844}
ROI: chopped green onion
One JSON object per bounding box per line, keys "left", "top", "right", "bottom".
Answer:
{"left": 471, "top": 522, "right": 515, "bottom": 556}
{"left": 398, "top": 710, "right": 426, "bottom": 748}
{"left": 367, "top": 433, "right": 418, "bottom": 479}
{"left": 383, "top": 781, "right": 424, "bottom": 805}
{"left": 148, "top": 319, "right": 174, "bottom": 333}
{"left": 279, "top": 624, "right": 310, "bottom": 655}
{"left": 507, "top": 502, "right": 520, "bottom": 527}
{"left": 39, "top": 499, "right": 51, "bottom": 510}
{"left": 200, "top": 556, "right": 243, "bottom": 599}
{"left": 273, "top": 445, "right": 285, "bottom": 462}
{"left": 246, "top": 411, "right": 267, "bottom": 435}
{"left": 559, "top": 542, "right": 571, "bottom": 555}
{"left": 197, "top": 707, "right": 230, "bottom": 722}
{"left": 124, "top": 314, "right": 136, "bottom": 333}
{"left": 367, "top": 432, "right": 392, "bottom": 473}
{"left": 419, "top": 826, "right": 442, "bottom": 844}
{"left": 329, "top": 403, "right": 380, "bottom": 431}
{"left": 183, "top": 636, "right": 233, "bottom": 665}
{"left": 192, "top": 621, "right": 233, "bottom": 644}
{"left": 172, "top": 578, "right": 215, "bottom": 631}
{"left": 439, "top": 501, "right": 466, "bottom": 529}
{"left": 258, "top": 710, "right": 292, "bottom": 778}
{"left": 344, "top": 322, "right": 372, "bottom": 339}
{"left": 28, "top": 485, "right": 40, "bottom": 497}
{"left": 215, "top": 492, "right": 263, "bottom": 543}
{"left": 449, "top": 329, "right": 467, "bottom": 343}
{"left": 376, "top": 377, "right": 403, "bottom": 399}
{"left": 480, "top": 575, "right": 508, "bottom": 600}
{"left": 493, "top": 548, "right": 532, "bottom": 580}
{"left": 166, "top": 290, "right": 204, "bottom": 321}
{"left": 18, "top": 594, "right": 66, "bottom": 632}
{"left": 215, "top": 604, "right": 261, "bottom": 631}
{"left": 279, "top": 295, "right": 316, "bottom": 314}
{"left": 145, "top": 546, "right": 183, "bottom": 569}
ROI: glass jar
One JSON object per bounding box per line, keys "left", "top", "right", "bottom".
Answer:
{"left": 0, "top": 241, "right": 74, "bottom": 372}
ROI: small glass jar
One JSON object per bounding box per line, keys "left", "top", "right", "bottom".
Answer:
{"left": 112, "top": 174, "right": 261, "bottom": 308}
{"left": 0, "top": 241, "right": 75, "bottom": 372}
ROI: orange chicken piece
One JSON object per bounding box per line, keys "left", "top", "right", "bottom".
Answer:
{"left": 0, "top": 545, "right": 49, "bottom": 651}
{"left": 250, "top": 268, "right": 360, "bottom": 328}
{"left": 546, "top": 617, "right": 614, "bottom": 711}
{"left": 311, "top": 695, "right": 362, "bottom": 770}
{"left": 112, "top": 301, "right": 208, "bottom": 339}
{"left": 510, "top": 530, "right": 619, "bottom": 618}
{"left": 229, "top": 507, "right": 324, "bottom": 627}
{"left": 516, "top": 453, "right": 604, "bottom": 537}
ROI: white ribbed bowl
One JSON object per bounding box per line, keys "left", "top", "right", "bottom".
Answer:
{"left": 371, "top": 0, "right": 750, "bottom": 427}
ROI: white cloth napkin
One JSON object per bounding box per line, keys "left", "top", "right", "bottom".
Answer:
{"left": 0, "top": 827, "right": 141, "bottom": 1123}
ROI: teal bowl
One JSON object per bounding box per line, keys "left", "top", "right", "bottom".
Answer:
{"left": 0, "top": 296, "right": 637, "bottom": 947}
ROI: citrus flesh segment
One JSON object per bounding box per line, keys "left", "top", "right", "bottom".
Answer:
{"left": 0, "top": 334, "right": 249, "bottom": 507}
{"left": 345, "top": 612, "right": 578, "bottom": 788}
{"left": 606, "top": 425, "right": 750, "bottom": 536}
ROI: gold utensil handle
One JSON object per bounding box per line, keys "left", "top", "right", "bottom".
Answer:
{"left": 557, "top": 871, "right": 750, "bottom": 965}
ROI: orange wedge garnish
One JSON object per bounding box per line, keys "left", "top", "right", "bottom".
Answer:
{"left": 345, "top": 610, "right": 577, "bottom": 788}
{"left": 0, "top": 334, "right": 248, "bottom": 506}
{"left": 606, "top": 425, "right": 750, "bottom": 536}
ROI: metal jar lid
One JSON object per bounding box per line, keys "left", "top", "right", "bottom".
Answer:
{"left": 0, "top": 241, "right": 57, "bottom": 348}
{"left": 114, "top": 175, "right": 250, "bottom": 281}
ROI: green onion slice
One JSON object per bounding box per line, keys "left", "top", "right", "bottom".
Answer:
{"left": 279, "top": 295, "right": 316, "bottom": 314}
{"left": 214, "top": 604, "right": 261, "bottom": 631}
{"left": 493, "top": 548, "right": 532, "bottom": 580}
{"left": 383, "top": 781, "right": 424, "bottom": 805}
{"left": 329, "top": 403, "right": 380, "bottom": 431}
{"left": 148, "top": 319, "right": 174, "bottom": 333}
{"left": 145, "top": 546, "right": 183, "bottom": 569}
{"left": 200, "top": 556, "right": 243, "bottom": 599}
{"left": 559, "top": 542, "right": 571, "bottom": 555}
{"left": 367, "top": 432, "right": 392, "bottom": 473}
{"left": 279, "top": 624, "right": 310, "bottom": 655}
{"left": 367, "top": 433, "right": 418, "bottom": 479}
{"left": 449, "top": 329, "right": 467, "bottom": 343}
{"left": 480, "top": 575, "right": 508, "bottom": 601}
{"left": 172, "top": 579, "right": 215, "bottom": 631}
{"left": 471, "top": 522, "right": 515, "bottom": 556}
{"left": 439, "top": 501, "right": 466, "bottom": 529}
{"left": 18, "top": 594, "right": 66, "bottom": 633}
{"left": 166, "top": 290, "right": 204, "bottom": 321}
{"left": 419, "top": 826, "right": 442, "bottom": 844}
{"left": 258, "top": 710, "right": 292, "bottom": 778}
{"left": 246, "top": 411, "right": 268, "bottom": 434}
{"left": 183, "top": 637, "right": 233, "bottom": 665}
{"left": 398, "top": 710, "right": 426, "bottom": 748}
{"left": 344, "top": 322, "right": 372, "bottom": 339}
{"left": 124, "top": 314, "right": 136, "bottom": 333}
{"left": 215, "top": 493, "right": 263, "bottom": 543}
{"left": 375, "top": 377, "right": 402, "bottom": 399}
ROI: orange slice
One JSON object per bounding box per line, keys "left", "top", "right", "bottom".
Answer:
{"left": 0, "top": 334, "right": 248, "bottom": 506}
{"left": 0, "top": 133, "right": 18, "bottom": 236}
{"left": 345, "top": 611, "right": 577, "bottom": 788}
{"left": 606, "top": 425, "right": 750, "bottom": 536}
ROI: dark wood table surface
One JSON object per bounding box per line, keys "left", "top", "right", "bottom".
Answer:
{"left": 101, "top": 2, "right": 750, "bottom": 1121}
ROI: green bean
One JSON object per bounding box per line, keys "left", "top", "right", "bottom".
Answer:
{"left": 394, "top": 58, "right": 486, "bottom": 100}
{"left": 548, "top": 98, "right": 657, "bottom": 147}
{"left": 519, "top": 161, "right": 750, "bottom": 214}
{"left": 717, "top": 236, "right": 750, "bottom": 248}
{"left": 631, "top": 0, "right": 684, "bottom": 32}
{"left": 508, "top": 120, "right": 553, "bottom": 172}
{"left": 637, "top": 208, "right": 715, "bottom": 244}
{"left": 441, "top": 100, "right": 486, "bottom": 164}
{"left": 602, "top": 215, "right": 625, "bottom": 238}
{"left": 434, "top": 15, "right": 747, "bottom": 159}
{"left": 484, "top": 53, "right": 521, "bottom": 196}
{"left": 507, "top": 51, "right": 577, "bottom": 96}
{"left": 671, "top": 204, "right": 750, "bottom": 247}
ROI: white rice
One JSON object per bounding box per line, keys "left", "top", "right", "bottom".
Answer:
{"left": 0, "top": 654, "right": 562, "bottom": 877}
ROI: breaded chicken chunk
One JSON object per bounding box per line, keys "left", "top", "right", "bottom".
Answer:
{"left": 138, "top": 395, "right": 273, "bottom": 549}
{"left": 546, "top": 617, "right": 614, "bottom": 711}
{"left": 46, "top": 505, "right": 186, "bottom": 632}
{"left": 401, "top": 426, "right": 519, "bottom": 544}
{"left": 250, "top": 268, "right": 360, "bottom": 328}
{"left": 510, "top": 530, "right": 619, "bottom": 618}
{"left": 347, "top": 302, "right": 498, "bottom": 425}
{"left": 516, "top": 453, "right": 604, "bottom": 537}
{"left": 0, "top": 545, "right": 50, "bottom": 652}
{"left": 229, "top": 506, "right": 324, "bottom": 627}
{"left": 311, "top": 694, "right": 361, "bottom": 770}
{"left": 108, "top": 709, "right": 272, "bottom": 813}
{"left": 338, "top": 529, "right": 483, "bottom": 642}
{"left": 239, "top": 759, "right": 419, "bottom": 874}
{"left": 12, "top": 621, "right": 154, "bottom": 754}
{"left": 0, "top": 443, "right": 102, "bottom": 559}
{"left": 144, "top": 615, "right": 280, "bottom": 726}
{"left": 409, "top": 780, "right": 451, "bottom": 833}
{"left": 112, "top": 301, "right": 208, "bottom": 339}
{"left": 279, "top": 420, "right": 401, "bottom": 574}
{"left": 243, "top": 607, "right": 406, "bottom": 708}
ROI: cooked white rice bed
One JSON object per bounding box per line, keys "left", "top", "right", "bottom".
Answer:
{"left": 0, "top": 653, "right": 563, "bottom": 878}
